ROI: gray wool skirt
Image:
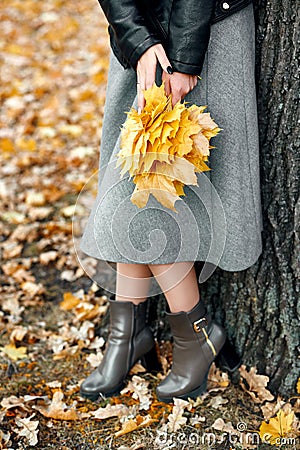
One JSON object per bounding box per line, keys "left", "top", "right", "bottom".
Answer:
{"left": 79, "top": 3, "right": 263, "bottom": 273}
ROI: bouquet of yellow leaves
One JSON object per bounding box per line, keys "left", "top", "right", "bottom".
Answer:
{"left": 115, "top": 83, "right": 221, "bottom": 212}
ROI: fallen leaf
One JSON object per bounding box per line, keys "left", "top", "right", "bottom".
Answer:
{"left": 39, "top": 250, "right": 58, "bottom": 265}
{"left": 115, "top": 415, "right": 157, "bottom": 438}
{"left": 26, "top": 192, "right": 46, "bottom": 206}
{"left": 91, "top": 403, "right": 130, "bottom": 420}
{"left": 10, "top": 326, "right": 28, "bottom": 342}
{"left": 259, "top": 409, "right": 295, "bottom": 446}
{"left": 1, "top": 396, "right": 27, "bottom": 410}
{"left": 209, "top": 395, "right": 229, "bottom": 409}
{"left": 21, "top": 281, "right": 45, "bottom": 297}
{"left": 14, "top": 413, "right": 39, "bottom": 446}
{"left": 211, "top": 417, "right": 236, "bottom": 433}
{"left": 164, "top": 398, "right": 192, "bottom": 433}
{"left": 0, "top": 343, "right": 27, "bottom": 361}
{"left": 189, "top": 414, "right": 206, "bottom": 426}
{"left": 120, "top": 376, "right": 152, "bottom": 410}
{"left": 239, "top": 365, "right": 274, "bottom": 403}
{"left": 86, "top": 351, "right": 103, "bottom": 368}
{"left": 129, "top": 363, "right": 146, "bottom": 375}
{"left": 46, "top": 380, "right": 62, "bottom": 388}
{"left": 260, "top": 396, "right": 286, "bottom": 421}
{"left": 60, "top": 292, "right": 81, "bottom": 310}
{"left": 207, "top": 362, "right": 230, "bottom": 391}
{"left": 34, "top": 390, "right": 86, "bottom": 421}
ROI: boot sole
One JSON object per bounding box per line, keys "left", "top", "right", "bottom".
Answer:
{"left": 79, "top": 380, "right": 125, "bottom": 401}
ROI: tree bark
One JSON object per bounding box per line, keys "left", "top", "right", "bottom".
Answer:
{"left": 149, "top": 0, "right": 300, "bottom": 398}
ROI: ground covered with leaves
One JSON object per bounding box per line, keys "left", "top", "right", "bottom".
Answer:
{"left": 0, "top": 0, "right": 299, "bottom": 449}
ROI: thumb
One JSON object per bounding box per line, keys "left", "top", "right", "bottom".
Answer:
{"left": 154, "top": 45, "right": 174, "bottom": 75}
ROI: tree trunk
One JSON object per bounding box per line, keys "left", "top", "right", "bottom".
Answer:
{"left": 149, "top": 0, "right": 299, "bottom": 398}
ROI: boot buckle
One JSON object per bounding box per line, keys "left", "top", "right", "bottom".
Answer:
{"left": 193, "top": 317, "right": 208, "bottom": 333}
{"left": 193, "top": 317, "right": 217, "bottom": 357}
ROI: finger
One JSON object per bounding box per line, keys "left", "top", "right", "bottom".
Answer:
{"left": 137, "top": 81, "right": 146, "bottom": 114}
{"left": 137, "top": 87, "right": 145, "bottom": 114}
{"left": 155, "top": 44, "right": 173, "bottom": 74}
{"left": 137, "top": 70, "right": 145, "bottom": 113}
{"left": 171, "top": 90, "right": 182, "bottom": 107}
{"left": 162, "top": 72, "right": 171, "bottom": 97}
{"left": 144, "top": 64, "right": 157, "bottom": 90}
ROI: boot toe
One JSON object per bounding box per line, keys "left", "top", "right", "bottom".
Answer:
{"left": 80, "top": 369, "right": 124, "bottom": 399}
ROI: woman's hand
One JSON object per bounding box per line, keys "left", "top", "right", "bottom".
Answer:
{"left": 136, "top": 43, "right": 199, "bottom": 111}
{"left": 162, "top": 71, "right": 198, "bottom": 107}
{"left": 137, "top": 43, "right": 172, "bottom": 113}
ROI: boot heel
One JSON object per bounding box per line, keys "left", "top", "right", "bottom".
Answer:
{"left": 140, "top": 345, "right": 161, "bottom": 374}
{"left": 215, "top": 336, "right": 241, "bottom": 373}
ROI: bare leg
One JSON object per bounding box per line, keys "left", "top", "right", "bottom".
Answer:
{"left": 148, "top": 262, "right": 200, "bottom": 313}
{"left": 115, "top": 262, "right": 153, "bottom": 304}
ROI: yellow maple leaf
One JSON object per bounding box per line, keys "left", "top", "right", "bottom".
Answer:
{"left": 60, "top": 292, "right": 81, "bottom": 310}
{"left": 0, "top": 343, "right": 27, "bottom": 361}
{"left": 117, "top": 82, "right": 220, "bottom": 211}
{"left": 259, "top": 409, "right": 295, "bottom": 446}
{"left": 296, "top": 377, "right": 300, "bottom": 394}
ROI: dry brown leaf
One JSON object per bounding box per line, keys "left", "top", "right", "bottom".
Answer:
{"left": 260, "top": 396, "right": 286, "bottom": 421}
{"left": 91, "top": 403, "right": 130, "bottom": 420}
{"left": 115, "top": 415, "right": 157, "bottom": 438}
{"left": 34, "top": 390, "right": 87, "bottom": 421}
{"left": 120, "top": 376, "right": 152, "bottom": 410}
{"left": 207, "top": 362, "right": 230, "bottom": 392}
{"left": 129, "top": 363, "right": 146, "bottom": 375}
{"left": 39, "top": 250, "right": 58, "bottom": 265}
{"left": 1, "top": 395, "right": 28, "bottom": 410}
{"left": 21, "top": 281, "right": 45, "bottom": 297}
{"left": 86, "top": 351, "right": 103, "bottom": 368}
{"left": 164, "top": 398, "right": 192, "bottom": 433}
{"left": 10, "top": 326, "right": 28, "bottom": 342}
{"left": 208, "top": 395, "right": 229, "bottom": 409}
{"left": 189, "top": 414, "right": 206, "bottom": 426}
{"left": 211, "top": 417, "right": 236, "bottom": 433}
{"left": 25, "top": 192, "right": 46, "bottom": 206}
{"left": 239, "top": 364, "right": 274, "bottom": 403}
{"left": 14, "top": 414, "right": 39, "bottom": 446}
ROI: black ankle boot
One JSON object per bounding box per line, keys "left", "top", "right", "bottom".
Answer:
{"left": 80, "top": 294, "right": 161, "bottom": 401}
{"left": 156, "top": 300, "right": 226, "bottom": 403}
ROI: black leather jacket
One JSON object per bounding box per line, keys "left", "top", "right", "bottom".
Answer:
{"left": 98, "top": 0, "right": 253, "bottom": 75}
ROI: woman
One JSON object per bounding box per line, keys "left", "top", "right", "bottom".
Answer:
{"left": 79, "top": 0, "right": 263, "bottom": 403}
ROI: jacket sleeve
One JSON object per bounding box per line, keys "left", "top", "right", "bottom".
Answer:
{"left": 167, "top": 0, "right": 217, "bottom": 75}
{"left": 98, "top": 0, "right": 162, "bottom": 69}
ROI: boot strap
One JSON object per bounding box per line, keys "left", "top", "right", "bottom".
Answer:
{"left": 193, "top": 317, "right": 217, "bottom": 357}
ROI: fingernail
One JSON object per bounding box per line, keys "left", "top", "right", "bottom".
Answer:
{"left": 166, "top": 66, "right": 174, "bottom": 74}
